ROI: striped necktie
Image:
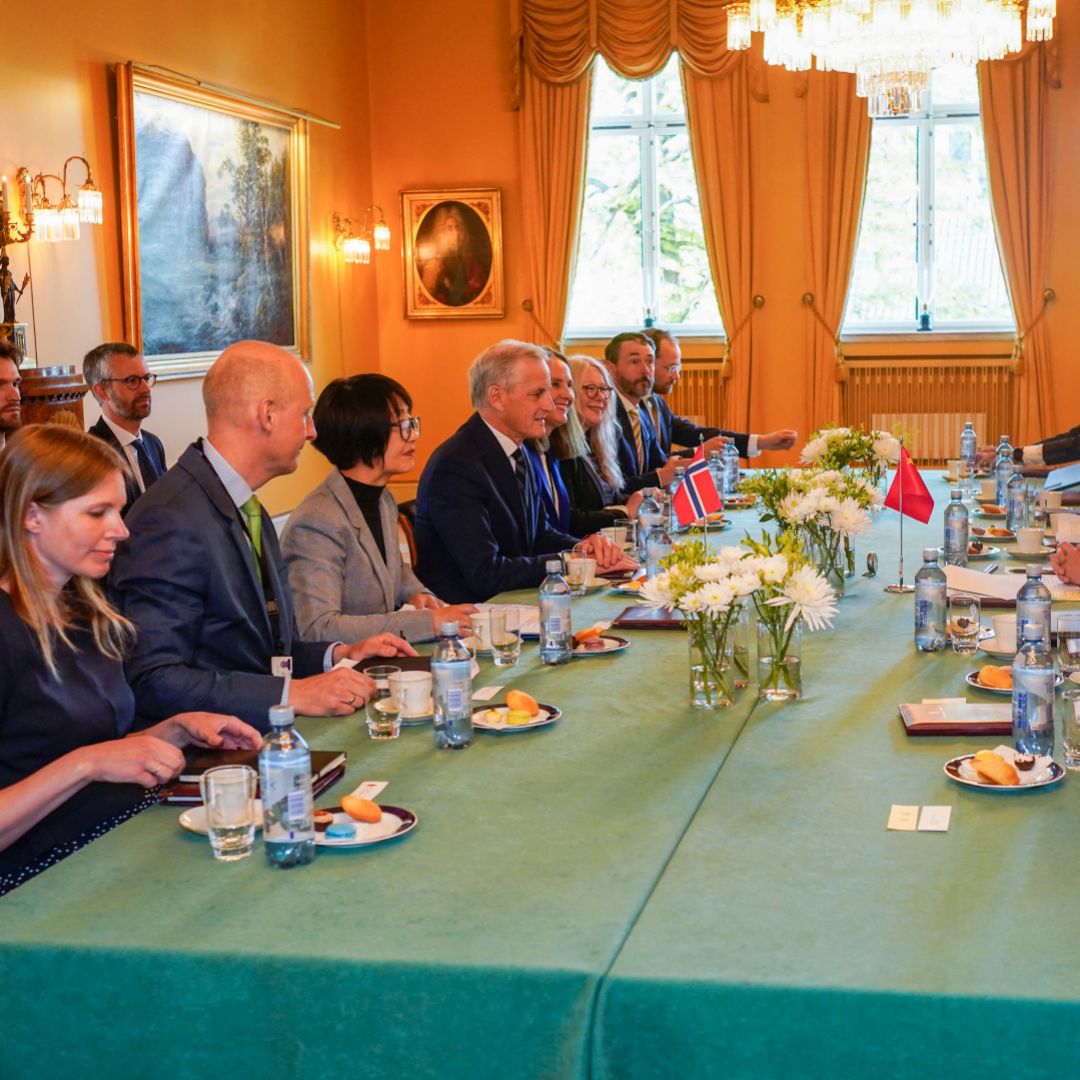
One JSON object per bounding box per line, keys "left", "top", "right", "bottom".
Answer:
{"left": 628, "top": 406, "right": 645, "bottom": 471}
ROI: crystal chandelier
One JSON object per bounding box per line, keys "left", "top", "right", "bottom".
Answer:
{"left": 726, "top": 1, "right": 1056, "bottom": 116}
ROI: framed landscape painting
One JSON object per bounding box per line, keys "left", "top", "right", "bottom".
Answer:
{"left": 116, "top": 63, "right": 310, "bottom": 374}
{"left": 401, "top": 188, "right": 504, "bottom": 319}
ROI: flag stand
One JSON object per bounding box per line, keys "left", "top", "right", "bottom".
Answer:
{"left": 884, "top": 439, "right": 915, "bottom": 594}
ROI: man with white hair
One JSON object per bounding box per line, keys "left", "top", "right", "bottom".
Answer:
{"left": 112, "top": 340, "right": 415, "bottom": 730}
{"left": 414, "top": 339, "right": 631, "bottom": 603}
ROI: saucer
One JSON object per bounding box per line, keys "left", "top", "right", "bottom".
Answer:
{"left": 977, "top": 634, "right": 1014, "bottom": 657}
{"left": 945, "top": 753, "right": 1064, "bottom": 792}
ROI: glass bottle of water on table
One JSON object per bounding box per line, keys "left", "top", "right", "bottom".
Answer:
{"left": 914, "top": 547, "right": 947, "bottom": 652}
{"left": 994, "top": 435, "right": 1013, "bottom": 505}
{"left": 259, "top": 704, "right": 315, "bottom": 868}
{"left": 1016, "top": 565, "right": 1051, "bottom": 654}
{"left": 943, "top": 488, "right": 969, "bottom": 567}
{"left": 1012, "top": 623, "right": 1055, "bottom": 757}
{"left": 432, "top": 621, "right": 473, "bottom": 749}
{"left": 538, "top": 560, "right": 572, "bottom": 665}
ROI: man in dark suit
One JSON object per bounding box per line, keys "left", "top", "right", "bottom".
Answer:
{"left": 111, "top": 340, "right": 415, "bottom": 730}
{"left": 976, "top": 424, "right": 1080, "bottom": 470}
{"left": 83, "top": 343, "right": 167, "bottom": 516}
{"left": 0, "top": 341, "right": 22, "bottom": 450}
{"left": 414, "top": 340, "right": 630, "bottom": 603}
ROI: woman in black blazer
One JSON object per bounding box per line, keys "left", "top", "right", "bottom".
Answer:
{"left": 0, "top": 426, "right": 259, "bottom": 895}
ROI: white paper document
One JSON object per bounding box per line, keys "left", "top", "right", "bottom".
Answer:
{"left": 944, "top": 564, "right": 1023, "bottom": 602}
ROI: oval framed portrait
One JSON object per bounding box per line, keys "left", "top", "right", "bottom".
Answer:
{"left": 402, "top": 188, "right": 504, "bottom": 319}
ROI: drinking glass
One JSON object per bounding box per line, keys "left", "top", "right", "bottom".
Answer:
{"left": 199, "top": 765, "right": 257, "bottom": 861}
{"left": 956, "top": 459, "right": 973, "bottom": 500}
{"left": 1055, "top": 614, "right": 1080, "bottom": 678}
{"left": 1058, "top": 687, "right": 1080, "bottom": 771}
{"left": 490, "top": 609, "right": 521, "bottom": 667}
{"left": 365, "top": 664, "right": 402, "bottom": 739}
{"left": 948, "top": 593, "right": 981, "bottom": 654}
{"left": 561, "top": 549, "right": 587, "bottom": 596}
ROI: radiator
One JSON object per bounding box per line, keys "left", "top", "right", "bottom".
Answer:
{"left": 841, "top": 357, "right": 1015, "bottom": 465}
{"left": 666, "top": 361, "right": 726, "bottom": 429}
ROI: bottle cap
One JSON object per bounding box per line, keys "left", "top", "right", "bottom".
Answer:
{"left": 1026, "top": 565, "right": 1042, "bottom": 577}
{"left": 545, "top": 559, "right": 562, "bottom": 573}
{"left": 439, "top": 621, "right": 460, "bottom": 636}
{"left": 922, "top": 547, "right": 939, "bottom": 562}
{"left": 950, "top": 489, "right": 963, "bottom": 500}
{"left": 268, "top": 704, "right": 295, "bottom": 728}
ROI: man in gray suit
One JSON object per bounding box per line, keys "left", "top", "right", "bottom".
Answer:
{"left": 111, "top": 341, "right": 416, "bottom": 730}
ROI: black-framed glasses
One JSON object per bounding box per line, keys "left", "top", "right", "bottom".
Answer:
{"left": 100, "top": 373, "right": 158, "bottom": 390}
{"left": 580, "top": 384, "right": 613, "bottom": 399}
{"left": 389, "top": 415, "right": 421, "bottom": 439}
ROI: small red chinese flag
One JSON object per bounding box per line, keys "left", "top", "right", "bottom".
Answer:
{"left": 883, "top": 446, "right": 935, "bottom": 524}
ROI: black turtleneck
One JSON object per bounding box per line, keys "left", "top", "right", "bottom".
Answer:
{"left": 342, "top": 475, "right": 387, "bottom": 563}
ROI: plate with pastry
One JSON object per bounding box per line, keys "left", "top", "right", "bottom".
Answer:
{"left": 944, "top": 747, "right": 1065, "bottom": 791}
{"left": 610, "top": 577, "right": 646, "bottom": 596}
{"left": 471, "top": 693, "right": 561, "bottom": 732}
{"left": 722, "top": 494, "right": 755, "bottom": 509}
{"left": 315, "top": 799, "right": 418, "bottom": 848}
{"left": 975, "top": 505, "right": 1007, "bottom": 519}
{"left": 966, "top": 665, "right": 1063, "bottom": 694}
{"left": 983, "top": 526, "right": 1016, "bottom": 541}
{"left": 572, "top": 631, "right": 630, "bottom": 657}
{"left": 965, "top": 541, "right": 1000, "bottom": 560}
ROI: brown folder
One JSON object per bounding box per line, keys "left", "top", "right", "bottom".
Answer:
{"left": 611, "top": 605, "right": 684, "bottom": 630}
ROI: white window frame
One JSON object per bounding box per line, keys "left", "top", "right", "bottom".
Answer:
{"left": 565, "top": 68, "right": 725, "bottom": 342}
{"left": 842, "top": 92, "right": 1015, "bottom": 337}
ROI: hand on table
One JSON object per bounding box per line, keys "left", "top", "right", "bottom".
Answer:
{"left": 758, "top": 429, "right": 799, "bottom": 452}
{"left": 289, "top": 668, "right": 376, "bottom": 716}
{"left": 151, "top": 712, "right": 262, "bottom": 751}
{"left": 78, "top": 736, "right": 185, "bottom": 788}
{"left": 339, "top": 632, "right": 418, "bottom": 663}
{"left": 624, "top": 490, "right": 644, "bottom": 519}
{"left": 1051, "top": 541, "right": 1080, "bottom": 585}
{"left": 975, "top": 445, "right": 997, "bottom": 469}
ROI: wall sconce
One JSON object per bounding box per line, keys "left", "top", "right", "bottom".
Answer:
{"left": 0, "top": 156, "right": 103, "bottom": 248}
{"left": 333, "top": 207, "right": 390, "bottom": 266}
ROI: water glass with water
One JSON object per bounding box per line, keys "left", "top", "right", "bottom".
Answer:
{"left": 490, "top": 608, "right": 521, "bottom": 667}
{"left": 1060, "top": 688, "right": 1080, "bottom": 771}
{"left": 1056, "top": 614, "right": 1080, "bottom": 678}
{"left": 561, "top": 549, "right": 587, "bottom": 596}
{"left": 199, "top": 765, "right": 257, "bottom": 861}
{"left": 948, "top": 593, "right": 981, "bottom": 654}
{"left": 365, "top": 664, "right": 402, "bottom": 739}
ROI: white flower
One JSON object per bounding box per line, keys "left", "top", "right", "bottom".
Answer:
{"left": 694, "top": 562, "right": 733, "bottom": 583}
{"left": 779, "top": 492, "right": 814, "bottom": 524}
{"left": 677, "top": 588, "right": 706, "bottom": 615}
{"left": 872, "top": 432, "right": 901, "bottom": 465}
{"left": 757, "top": 554, "right": 789, "bottom": 584}
{"left": 829, "top": 497, "right": 873, "bottom": 539}
{"left": 640, "top": 571, "right": 675, "bottom": 608}
{"left": 800, "top": 436, "right": 828, "bottom": 464}
{"left": 765, "top": 565, "right": 837, "bottom": 632}
{"left": 730, "top": 571, "right": 762, "bottom": 597}
{"left": 697, "top": 580, "right": 738, "bottom": 614}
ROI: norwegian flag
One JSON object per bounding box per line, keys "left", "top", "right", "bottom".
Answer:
{"left": 672, "top": 448, "right": 723, "bottom": 527}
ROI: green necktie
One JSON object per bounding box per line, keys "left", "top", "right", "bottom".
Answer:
{"left": 241, "top": 494, "right": 263, "bottom": 575}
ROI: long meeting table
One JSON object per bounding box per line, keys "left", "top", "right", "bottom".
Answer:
{"left": 1, "top": 477, "right": 1078, "bottom": 1078}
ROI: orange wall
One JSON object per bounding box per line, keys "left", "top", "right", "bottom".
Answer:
{"left": 2, "top": 0, "right": 378, "bottom": 514}
{"left": 5, "top": 1, "right": 1076, "bottom": 512}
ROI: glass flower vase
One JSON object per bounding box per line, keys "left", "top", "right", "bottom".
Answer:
{"left": 687, "top": 614, "right": 735, "bottom": 710}
{"left": 756, "top": 618, "right": 803, "bottom": 702}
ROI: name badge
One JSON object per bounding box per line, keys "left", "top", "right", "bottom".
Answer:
{"left": 271, "top": 656, "right": 293, "bottom": 678}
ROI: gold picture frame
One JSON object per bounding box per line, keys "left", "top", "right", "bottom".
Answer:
{"left": 116, "top": 63, "right": 310, "bottom": 375}
{"left": 401, "top": 188, "right": 504, "bottom": 319}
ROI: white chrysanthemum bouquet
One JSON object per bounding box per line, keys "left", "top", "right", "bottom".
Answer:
{"left": 800, "top": 424, "right": 900, "bottom": 489}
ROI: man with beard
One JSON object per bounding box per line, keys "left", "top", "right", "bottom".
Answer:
{"left": 83, "top": 343, "right": 166, "bottom": 516}
{"left": 0, "top": 341, "right": 22, "bottom": 449}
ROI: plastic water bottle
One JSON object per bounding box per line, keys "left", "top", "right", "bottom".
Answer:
{"left": 668, "top": 465, "right": 687, "bottom": 532}
{"left": 708, "top": 450, "right": 723, "bottom": 494}
{"left": 1006, "top": 469, "right": 1028, "bottom": 531}
{"left": 1012, "top": 623, "right": 1055, "bottom": 757}
{"left": 724, "top": 441, "right": 741, "bottom": 496}
{"left": 646, "top": 523, "right": 673, "bottom": 581}
{"left": 960, "top": 421, "right": 977, "bottom": 471}
{"left": 637, "top": 487, "right": 663, "bottom": 560}
{"left": 1016, "top": 565, "right": 1052, "bottom": 654}
{"left": 431, "top": 620, "right": 473, "bottom": 748}
{"left": 538, "top": 561, "right": 572, "bottom": 666}
{"left": 914, "top": 547, "right": 947, "bottom": 652}
{"left": 259, "top": 705, "right": 315, "bottom": 868}
{"left": 994, "top": 435, "right": 1013, "bottom": 505}
{"left": 943, "top": 488, "right": 969, "bottom": 567}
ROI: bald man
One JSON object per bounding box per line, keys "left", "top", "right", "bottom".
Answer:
{"left": 111, "top": 340, "right": 416, "bottom": 730}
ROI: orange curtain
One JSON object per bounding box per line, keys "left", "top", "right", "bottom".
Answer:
{"left": 804, "top": 70, "right": 871, "bottom": 429}
{"left": 682, "top": 57, "right": 754, "bottom": 433}
{"left": 518, "top": 66, "right": 592, "bottom": 347}
{"left": 978, "top": 43, "right": 1058, "bottom": 445}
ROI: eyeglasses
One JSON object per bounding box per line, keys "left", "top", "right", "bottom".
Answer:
{"left": 580, "top": 384, "right": 613, "bottom": 399}
{"left": 99, "top": 373, "right": 158, "bottom": 390}
{"left": 389, "top": 415, "right": 421, "bottom": 439}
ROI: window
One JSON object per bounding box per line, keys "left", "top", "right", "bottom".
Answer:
{"left": 843, "top": 65, "right": 1014, "bottom": 335}
{"left": 564, "top": 55, "right": 724, "bottom": 339}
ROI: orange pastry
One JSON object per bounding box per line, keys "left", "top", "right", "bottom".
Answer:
{"left": 970, "top": 750, "right": 1019, "bottom": 786}
{"left": 987, "top": 527, "right": 1013, "bottom": 538}
{"left": 977, "top": 665, "right": 1012, "bottom": 690}
{"left": 573, "top": 626, "right": 603, "bottom": 646}
{"left": 981, "top": 503, "right": 1005, "bottom": 514}
{"left": 339, "top": 795, "right": 382, "bottom": 823}
{"left": 505, "top": 689, "right": 540, "bottom": 716}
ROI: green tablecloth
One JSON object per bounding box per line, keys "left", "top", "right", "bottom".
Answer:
{"left": 594, "top": 498, "right": 1080, "bottom": 1079}
{"left": 0, "top": 583, "right": 754, "bottom": 1080}
{"left": 2, "top": 484, "right": 1077, "bottom": 1078}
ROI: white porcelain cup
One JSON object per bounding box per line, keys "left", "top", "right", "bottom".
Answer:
{"left": 992, "top": 613, "right": 1017, "bottom": 652}
{"left": 388, "top": 670, "right": 433, "bottom": 718}
{"left": 1015, "top": 527, "right": 1044, "bottom": 554}
{"left": 980, "top": 478, "right": 997, "bottom": 500}
{"left": 1041, "top": 491, "right": 1062, "bottom": 510}
{"left": 947, "top": 459, "right": 962, "bottom": 479}
{"left": 1054, "top": 514, "right": 1080, "bottom": 543}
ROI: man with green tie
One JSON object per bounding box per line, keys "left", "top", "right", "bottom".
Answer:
{"left": 111, "top": 340, "right": 416, "bottom": 731}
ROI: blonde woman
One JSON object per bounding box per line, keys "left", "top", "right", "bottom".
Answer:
{"left": 552, "top": 355, "right": 641, "bottom": 521}
{"left": 0, "top": 426, "right": 259, "bottom": 895}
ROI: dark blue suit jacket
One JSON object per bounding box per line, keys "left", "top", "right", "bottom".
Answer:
{"left": 110, "top": 440, "right": 329, "bottom": 730}
{"left": 414, "top": 413, "right": 579, "bottom": 603}
{"left": 614, "top": 396, "right": 666, "bottom": 494}
{"left": 86, "top": 416, "right": 166, "bottom": 518}
{"left": 650, "top": 396, "right": 750, "bottom": 459}
{"left": 523, "top": 442, "right": 571, "bottom": 534}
